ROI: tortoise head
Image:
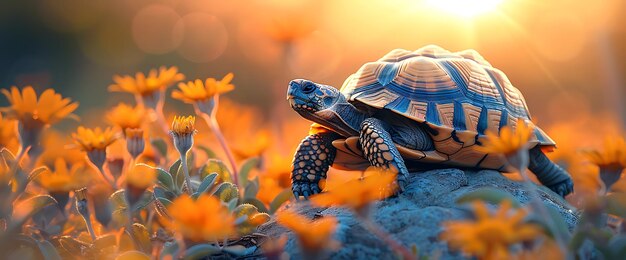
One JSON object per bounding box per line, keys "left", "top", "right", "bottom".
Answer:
{"left": 287, "top": 79, "right": 342, "bottom": 114}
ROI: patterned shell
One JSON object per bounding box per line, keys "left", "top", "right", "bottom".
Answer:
{"left": 333, "top": 45, "right": 555, "bottom": 170}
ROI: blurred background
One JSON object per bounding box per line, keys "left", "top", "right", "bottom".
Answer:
{"left": 0, "top": 0, "right": 625, "bottom": 137}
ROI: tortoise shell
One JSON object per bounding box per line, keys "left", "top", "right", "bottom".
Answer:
{"left": 330, "top": 45, "right": 555, "bottom": 171}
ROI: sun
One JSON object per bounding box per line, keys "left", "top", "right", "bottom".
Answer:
{"left": 426, "top": 0, "right": 504, "bottom": 18}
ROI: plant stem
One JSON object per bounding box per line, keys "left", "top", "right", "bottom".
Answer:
{"left": 198, "top": 111, "right": 239, "bottom": 188}
{"left": 97, "top": 165, "right": 118, "bottom": 190}
{"left": 356, "top": 215, "right": 414, "bottom": 260}
{"left": 84, "top": 216, "right": 97, "bottom": 241}
{"left": 180, "top": 154, "right": 193, "bottom": 194}
{"left": 517, "top": 166, "right": 568, "bottom": 255}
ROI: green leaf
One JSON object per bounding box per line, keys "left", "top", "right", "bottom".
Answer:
{"left": 193, "top": 173, "right": 218, "bottom": 199}
{"left": 169, "top": 159, "right": 181, "bottom": 176}
{"left": 56, "top": 236, "right": 89, "bottom": 258}
{"left": 36, "top": 240, "right": 61, "bottom": 260}
{"left": 130, "top": 223, "right": 152, "bottom": 253}
{"left": 269, "top": 189, "right": 294, "bottom": 214}
{"left": 131, "top": 191, "right": 155, "bottom": 212}
{"left": 27, "top": 166, "right": 48, "bottom": 182}
{"left": 156, "top": 167, "right": 175, "bottom": 192}
{"left": 109, "top": 190, "right": 128, "bottom": 210}
{"left": 222, "top": 245, "right": 256, "bottom": 257}
{"left": 243, "top": 180, "right": 258, "bottom": 200}
{"left": 184, "top": 244, "right": 221, "bottom": 260}
{"left": 215, "top": 182, "right": 239, "bottom": 203}
{"left": 238, "top": 157, "right": 260, "bottom": 188}
{"left": 1, "top": 148, "right": 16, "bottom": 164}
{"left": 200, "top": 159, "right": 231, "bottom": 183}
{"left": 242, "top": 198, "right": 268, "bottom": 213}
{"left": 151, "top": 138, "right": 168, "bottom": 158}
{"left": 154, "top": 196, "right": 172, "bottom": 219}
{"left": 455, "top": 187, "right": 521, "bottom": 207}
{"left": 228, "top": 198, "right": 239, "bottom": 211}
{"left": 12, "top": 195, "right": 57, "bottom": 224}
{"left": 197, "top": 145, "right": 218, "bottom": 160}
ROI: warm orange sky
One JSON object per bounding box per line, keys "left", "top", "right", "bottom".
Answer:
{"left": 0, "top": 0, "right": 624, "bottom": 130}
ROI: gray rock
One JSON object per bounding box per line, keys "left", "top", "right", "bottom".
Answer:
{"left": 257, "top": 168, "right": 579, "bottom": 259}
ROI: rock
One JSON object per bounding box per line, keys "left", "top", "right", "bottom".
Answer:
{"left": 257, "top": 169, "right": 579, "bottom": 259}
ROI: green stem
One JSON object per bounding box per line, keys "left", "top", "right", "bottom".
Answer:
{"left": 97, "top": 164, "right": 118, "bottom": 190}
{"left": 198, "top": 110, "right": 239, "bottom": 188}
{"left": 84, "top": 216, "right": 97, "bottom": 241}
{"left": 181, "top": 154, "right": 193, "bottom": 194}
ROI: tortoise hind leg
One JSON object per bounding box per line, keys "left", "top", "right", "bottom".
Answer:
{"left": 291, "top": 132, "right": 340, "bottom": 199}
{"left": 360, "top": 118, "right": 409, "bottom": 192}
{"left": 528, "top": 145, "right": 574, "bottom": 197}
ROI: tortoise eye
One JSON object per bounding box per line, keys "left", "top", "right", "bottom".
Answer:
{"left": 302, "top": 82, "right": 316, "bottom": 94}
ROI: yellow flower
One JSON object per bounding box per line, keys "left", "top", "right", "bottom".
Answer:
{"left": 72, "top": 126, "right": 119, "bottom": 151}
{"left": 109, "top": 66, "right": 184, "bottom": 96}
{"left": 581, "top": 136, "right": 626, "bottom": 169}
{"left": 310, "top": 167, "right": 397, "bottom": 212}
{"left": 440, "top": 200, "right": 543, "bottom": 260}
{"left": 106, "top": 103, "right": 147, "bottom": 130}
{"left": 478, "top": 119, "right": 534, "bottom": 156}
{"left": 172, "top": 73, "right": 235, "bottom": 104}
{"left": 1, "top": 86, "right": 79, "bottom": 128}
{"left": 38, "top": 158, "right": 91, "bottom": 192}
{"left": 125, "top": 164, "right": 156, "bottom": 189}
{"left": 275, "top": 209, "right": 338, "bottom": 252}
{"left": 171, "top": 116, "right": 196, "bottom": 135}
{"left": 167, "top": 194, "right": 236, "bottom": 242}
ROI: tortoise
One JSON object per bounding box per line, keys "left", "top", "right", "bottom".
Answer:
{"left": 286, "top": 45, "right": 573, "bottom": 199}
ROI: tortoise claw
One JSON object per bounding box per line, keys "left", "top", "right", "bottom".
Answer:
{"left": 548, "top": 178, "right": 574, "bottom": 197}
{"left": 292, "top": 181, "right": 321, "bottom": 201}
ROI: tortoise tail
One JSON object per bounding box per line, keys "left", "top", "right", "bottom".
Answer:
{"left": 528, "top": 145, "right": 574, "bottom": 197}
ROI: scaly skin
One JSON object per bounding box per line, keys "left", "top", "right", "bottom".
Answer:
{"left": 291, "top": 132, "right": 340, "bottom": 199}
{"left": 360, "top": 118, "right": 409, "bottom": 192}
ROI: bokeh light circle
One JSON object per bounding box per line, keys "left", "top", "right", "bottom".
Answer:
{"left": 132, "top": 4, "right": 182, "bottom": 54}
{"left": 174, "top": 13, "right": 228, "bottom": 63}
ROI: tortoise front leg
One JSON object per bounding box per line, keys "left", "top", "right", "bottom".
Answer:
{"left": 360, "top": 118, "right": 409, "bottom": 192}
{"left": 291, "top": 132, "right": 340, "bottom": 199}
{"left": 528, "top": 145, "right": 574, "bottom": 197}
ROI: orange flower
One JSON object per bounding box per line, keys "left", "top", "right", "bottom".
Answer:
{"left": 167, "top": 194, "right": 236, "bottom": 242}
{"left": 106, "top": 103, "right": 147, "bottom": 130}
{"left": 0, "top": 113, "right": 19, "bottom": 153}
{"left": 170, "top": 116, "right": 196, "bottom": 135}
{"left": 72, "top": 126, "right": 119, "bottom": 152}
{"left": 478, "top": 119, "right": 534, "bottom": 156}
{"left": 172, "top": 73, "right": 235, "bottom": 104}
{"left": 38, "top": 158, "right": 91, "bottom": 192}
{"left": 0, "top": 154, "right": 11, "bottom": 185}
{"left": 37, "top": 131, "right": 87, "bottom": 168}
{"left": 125, "top": 164, "right": 156, "bottom": 189}
{"left": 275, "top": 209, "right": 338, "bottom": 252}
{"left": 581, "top": 136, "right": 626, "bottom": 169}
{"left": 109, "top": 66, "right": 184, "bottom": 96}
{"left": 440, "top": 200, "right": 543, "bottom": 260}
{"left": 310, "top": 167, "right": 397, "bottom": 212}
{"left": 1, "top": 86, "right": 79, "bottom": 128}
{"left": 581, "top": 135, "right": 626, "bottom": 192}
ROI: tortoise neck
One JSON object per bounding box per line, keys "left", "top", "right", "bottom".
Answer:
{"left": 314, "top": 95, "right": 368, "bottom": 137}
